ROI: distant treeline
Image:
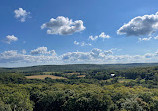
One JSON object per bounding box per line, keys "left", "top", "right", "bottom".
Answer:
{"left": 1, "top": 63, "right": 158, "bottom": 73}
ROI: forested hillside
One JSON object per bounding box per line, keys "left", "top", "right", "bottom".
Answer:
{"left": 1, "top": 63, "right": 158, "bottom": 72}
{"left": 0, "top": 64, "right": 158, "bottom": 111}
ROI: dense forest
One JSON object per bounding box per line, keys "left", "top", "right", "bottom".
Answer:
{"left": 0, "top": 64, "right": 158, "bottom": 111}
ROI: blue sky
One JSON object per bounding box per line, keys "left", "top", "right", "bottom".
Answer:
{"left": 1, "top": 0, "right": 158, "bottom": 67}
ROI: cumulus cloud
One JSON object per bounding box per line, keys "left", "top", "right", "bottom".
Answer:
{"left": 0, "top": 49, "right": 57, "bottom": 64}
{"left": 80, "top": 42, "right": 92, "bottom": 46}
{"left": 14, "top": 8, "right": 30, "bottom": 22}
{"left": 138, "top": 37, "right": 152, "bottom": 41}
{"left": 5, "top": 35, "right": 18, "bottom": 44}
{"left": 117, "top": 12, "right": 158, "bottom": 36}
{"left": 0, "top": 50, "right": 30, "bottom": 63}
{"left": 99, "top": 32, "right": 110, "bottom": 39}
{"left": 60, "top": 49, "right": 158, "bottom": 63}
{"left": 41, "top": 16, "right": 85, "bottom": 35}
{"left": 62, "top": 52, "right": 91, "bottom": 61}
{"left": 30, "top": 47, "right": 56, "bottom": 55}
{"left": 1, "top": 50, "right": 18, "bottom": 56}
{"left": 89, "top": 32, "right": 110, "bottom": 41}
{"left": 89, "top": 35, "right": 98, "bottom": 41}
{"left": 74, "top": 41, "right": 92, "bottom": 46}
{"left": 104, "top": 50, "right": 113, "bottom": 55}
{"left": 74, "top": 41, "right": 79, "bottom": 45}
{"left": 144, "top": 53, "right": 154, "bottom": 58}
{"left": 21, "top": 49, "right": 26, "bottom": 54}
{"left": 2, "top": 48, "right": 158, "bottom": 66}
{"left": 62, "top": 48, "right": 113, "bottom": 62}
{"left": 154, "top": 36, "right": 158, "bottom": 39}
{"left": 90, "top": 48, "right": 102, "bottom": 58}
{"left": 30, "top": 47, "right": 48, "bottom": 55}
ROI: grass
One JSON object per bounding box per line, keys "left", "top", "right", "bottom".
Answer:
{"left": 25, "top": 75, "right": 66, "bottom": 80}
{"left": 118, "top": 78, "right": 133, "bottom": 83}
{"left": 77, "top": 75, "right": 86, "bottom": 77}
{"left": 64, "top": 72, "right": 80, "bottom": 75}
{"left": 43, "top": 72, "right": 54, "bottom": 74}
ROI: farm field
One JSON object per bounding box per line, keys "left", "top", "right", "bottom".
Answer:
{"left": 25, "top": 75, "right": 66, "bottom": 79}
{"left": 77, "top": 75, "right": 86, "bottom": 77}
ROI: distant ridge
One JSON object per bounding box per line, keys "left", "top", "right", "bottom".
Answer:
{"left": 1, "top": 63, "right": 158, "bottom": 73}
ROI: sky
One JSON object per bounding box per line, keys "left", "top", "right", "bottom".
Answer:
{"left": 1, "top": 0, "right": 158, "bottom": 67}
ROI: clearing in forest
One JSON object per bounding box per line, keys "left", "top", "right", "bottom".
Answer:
{"left": 25, "top": 75, "right": 66, "bottom": 80}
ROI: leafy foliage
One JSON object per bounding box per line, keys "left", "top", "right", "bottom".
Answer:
{"left": 0, "top": 64, "right": 158, "bottom": 110}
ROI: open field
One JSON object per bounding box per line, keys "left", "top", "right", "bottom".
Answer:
{"left": 43, "top": 72, "right": 55, "bottom": 74}
{"left": 43, "top": 72, "right": 80, "bottom": 75}
{"left": 64, "top": 72, "right": 80, "bottom": 75}
{"left": 77, "top": 75, "right": 86, "bottom": 77}
{"left": 25, "top": 75, "right": 66, "bottom": 80}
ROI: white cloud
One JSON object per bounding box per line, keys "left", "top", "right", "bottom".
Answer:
{"left": 30, "top": 47, "right": 48, "bottom": 55}
{"left": 0, "top": 49, "right": 57, "bottom": 64}
{"left": 144, "top": 53, "right": 154, "bottom": 58}
{"left": 41, "top": 16, "right": 85, "bottom": 35}
{"left": 62, "top": 48, "right": 113, "bottom": 62}
{"left": 154, "top": 36, "right": 158, "bottom": 39}
{"left": 5, "top": 35, "right": 18, "bottom": 44}
{"left": 90, "top": 48, "right": 102, "bottom": 58}
{"left": 60, "top": 49, "right": 158, "bottom": 63}
{"left": 0, "top": 50, "right": 26, "bottom": 63}
{"left": 104, "top": 50, "right": 113, "bottom": 55}
{"left": 14, "top": 8, "right": 30, "bottom": 22}
{"left": 30, "top": 47, "right": 56, "bottom": 55}
{"left": 74, "top": 41, "right": 91, "bottom": 46}
{"left": 89, "top": 32, "right": 110, "bottom": 41}
{"left": 22, "top": 49, "right": 26, "bottom": 54}
{"left": 99, "top": 32, "right": 110, "bottom": 39}
{"left": 1, "top": 50, "right": 18, "bottom": 56}
{"left": 80, "top": 42, "right": 92, "bottom": 46}
{"left": 117, "top": 12, "right": 158, "bottom": 36}
{"left": 89, "top": 35, "right": 98, "bottom": 41}
{"left": 61, "top": 52, "right": 91, "bottom": 61}
{"left": 2, "top": 48, "right": 158, "bottom": 66}
{"left": 138, "top": 37, "right": 152, "bottom": 41}
{"left": 0, "top": 48, "right": 114, "bottom": 64}
{"left": 74, "top": 41, "right": 79, "bottom": 45}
